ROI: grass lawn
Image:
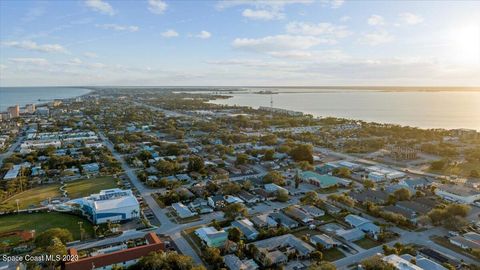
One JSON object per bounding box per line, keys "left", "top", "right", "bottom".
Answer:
{"left": 1, "top": 184, "right": 61, "bottom": 210}
{"left": 354, "top": 237, "right": 381, "bottom": 249}
{"left": 0, "top": 212, "right": 93, "bottom": 240}
{"left": 323, "top": 248, "right": 345, "bottom": 261}
{"left": 292, "top": 228, "right": 319, "bottom": 239}
{"left": 65, "top": 176, "right": 118, "bottom": 199}
{"left": 316, "top": 214, "right": 335, "bottom": 223}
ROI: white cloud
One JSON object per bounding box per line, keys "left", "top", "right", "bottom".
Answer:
{"left": 9, "top": 57, "right": 49, "bottom": 66}
{"left": 2, "top": 40, "right": 66, "bottom": 53}
{"left": 196, "top": 31, "right": 211, "bottom": 39}
{"left": 398, "top": 12, "right": 424, "bottom": 25}
{"left": 96, "top": 24, "right": 139, "bottom": 32}
{"left": 242, "top": 9, "right": 284, "bottom": 20}
{"left": 161, "top": 29, "right": 179, "bottom": 38}
{"left": 148, "top": 0, "right": 167, "bottom": 14}
{"left": 233, "top": 34, "right": 334, "bottom": 52}
{"left": 367, "top": 14, "right": 385, "bottom": 26}
{"left": 83, "top": 52, "right": 98, "bottom": 58}
{"left": 286, "top": 21, "right": 351, "bottom": 38}
{"left": 339, "top": 16, "right": 351, "bottom": 22}
{"left": 323, "top": 0, "right": 344, "bottom": 9}
{"left": 216, "top": 0, "right": 313, "bottom": 10}
{"left": 85, "top": 0, "right": 115, "bottom": 16}
{"left": 268, "top": 49, "right": 350, "bottom": 62}
{"left": 70, "top": 58, "right": 83, "bottom": 65}
{"left": 360, "top": 30, "right": 394, "bottom": 45}
{"left": 217, "top": 0, "right": 313, "bottom": 21}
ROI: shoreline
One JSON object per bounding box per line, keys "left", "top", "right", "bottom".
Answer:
{"left": 0, "top": 87, "right": 95, "bottom": 112}
{"left": 208, "top": 94, "right": 480, "bottom": 132}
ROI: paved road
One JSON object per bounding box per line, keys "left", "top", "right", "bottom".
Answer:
{"left": 97, "top": 131, "right": 204, "bottom": 263}
{"left": 0, "top": 134, "right": 24, "bottom": 167}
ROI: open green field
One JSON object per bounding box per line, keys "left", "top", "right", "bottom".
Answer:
{"left": 0, "top": 212, "right": 93, "bottom": 240}
{"left": 323, "top": 248, "right": 345, "bottom": 261}
{"left": 1, "top": 184, "right": 61, "bottom": 210}
{"left": 354, "top": 237, "right": 381, "bottom": 249}
{"left": 65, "top": 176, "right": 118, "bottom": 199}
{"left": 1, "top": 176, "right": 119, "bottom": 210}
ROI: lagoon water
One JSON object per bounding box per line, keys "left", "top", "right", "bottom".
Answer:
{"left": 210, "top": 89, "right": 480, "bottom": 131}
{"left": 0, "top": 87, "right": 91, "bottom": 111}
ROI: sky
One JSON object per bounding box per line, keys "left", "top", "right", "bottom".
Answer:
{"left": 0, "top": 0, "right": 479, "bottom": 87}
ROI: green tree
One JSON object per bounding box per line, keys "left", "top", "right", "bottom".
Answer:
{"left": 236, "top": 153, "right": 249, "bottom": 165}
{"left": 333, "top": 167, "right": 351, "bottom": 178}
{"left": 276, "top": 189, "right": 289, "bottom": 202}
{"left": 263, "top": 171, "right": 286, "bottom": 186}
{"left": 290, "top": 144, "right": 314, "bottom": 164}
{"left": 34, "top": 228, "right": 73, "bottom": 247}
{"left": 264, "top": 149, "right": 275, "bottom": 161}
{"left": 224, "top": 203, "right": 248, "bottom": 220}
{"left": 132, "top": 251, "right": 205, "bottom": 270}
{"left": 188, "top": 155, "right": 204, "bottom": 172}
{"left": 228, "top": 227, "right": 243, "bottom": 243}
{"left": 203, "top": 247, "right": 223, "bottom": 267}
{"left": 363, "top": 180, "right": 375, "bottom": 189}
{"left": 430, "top": 160, "right": 446, "bottom": 170}
{"left": 361, "top": 255, "right": 396, "bottom": 270}
{"left": 393, "top": 188, "right": 411, "bottom": 201}
{"left": 310, "top": 250, "right": 323, "bottom": 262}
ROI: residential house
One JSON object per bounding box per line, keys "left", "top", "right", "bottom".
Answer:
{"left": 382, "top": 254, "right": 423, "bottom": 270}
{"left": 208, "top": 195, "right": 226, "bottom": 209}
{"left": 251, "top": 213, "right": 276, "bottom": 228}
{"left": 435, "top": 184, "right": 480, "bottom": 204}
{"left": 230, "top": 219, "right": 259, "bottom": 240}
{"left": 238, "top": 190, "right": 260, "bottom": 204}
{"left": 172, "top": 202, "right": 197, "bottom": 219}
{"left": 195, "top": 227, "right": 228, "bottom": 248}
{"left": 449, "top": 236, "right": 480, "bottom": 250}
{"left": 268, "top": 212, "right": 298, "bottom": 229}
{"left": 310, "top": 234, "right": 338, "bottom": 249}
{"left": 223, "top": 254, "right": 259, "bottom": 270}
{"left": 303, "top": 205, "right": 325, "bottom": 217}
{"left": 301, "top": 171, "right": 351, "bottom": 188}
{"left": 335, "top": 228, "right": 365, "bottom": 242}
{"left": 283, "top": 206, "right": 314, "bottom": 224}
{"left": 251, "top": 234, "right": 315, "bottom": 267}
{"left": 345, "top": 214, "right": 380, "bottom": 238}
{"left": 349, "top": 189, "right": 390, "bottom": 205}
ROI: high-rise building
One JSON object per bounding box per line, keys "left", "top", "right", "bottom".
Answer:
{"left": 25, "top": 104, "right": 36, "bottom": 114}
{"left": 7, "top": 105, "right": 20, "bottom": 118}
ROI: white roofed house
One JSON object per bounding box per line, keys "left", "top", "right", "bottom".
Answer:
{"left": 172, "top": 202, "right": 197, "bottom": 219}
{"left": 195, "top": 227, "right": 228, "bottom": 248}
{"left": 250, "top": 234, "right": 315, "bottom": 267}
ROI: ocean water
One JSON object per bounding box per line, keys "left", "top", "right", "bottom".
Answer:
{"left": 0, "top": 87, "right": 92, "bottom": 111}
{"left": 210, "top": 89, "right": 480, "bottom": 131}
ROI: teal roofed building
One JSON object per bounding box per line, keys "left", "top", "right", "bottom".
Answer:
{"left": 300, "top": 171, "right": 351, "bottom": 188}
